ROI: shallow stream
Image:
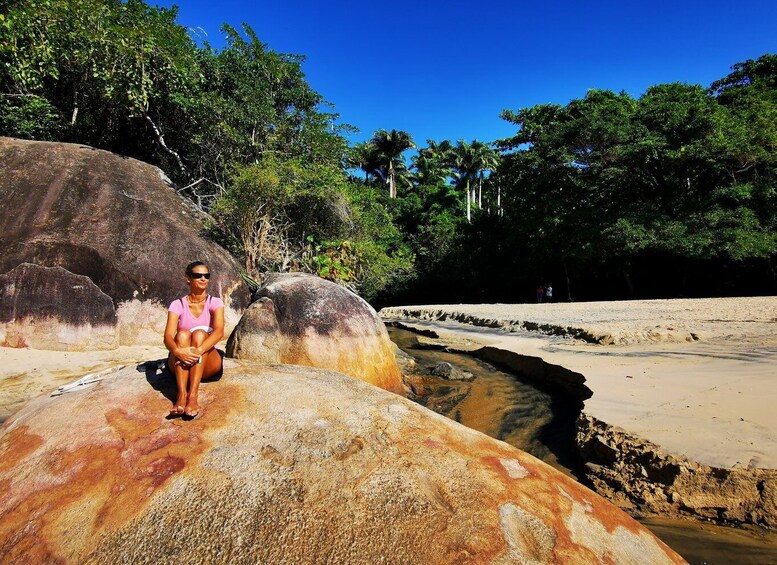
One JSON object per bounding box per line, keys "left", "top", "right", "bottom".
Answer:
{"left": 388, "top": 325, "right": 581, "bottom": 477}
{"left": 387, "top": 325, "right": 777, "bottom": 564}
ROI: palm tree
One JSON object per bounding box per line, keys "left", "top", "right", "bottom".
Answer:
{"left": 447, "top": 140, "right": 501, "bottom": 221}
{"left": 347, "top": 142, "right": 381, "bottom": 182}
{"left": 370, "top": 129, "right": 415, "bottom": 198}
{"left": 449, "top": 140, "right": 478, "bottom": 222}
{"left": 471, "top": 141, "right": 500, "bottom": 209}
{"left": 411, "top": 139, "right": 453, "bottom": 187}
{"left": 420, "top": 139, "right": 453, "bottom": 160}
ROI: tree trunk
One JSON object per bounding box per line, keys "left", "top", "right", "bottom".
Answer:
{"left": 678, "top": 263, "right": 690, "bottom": 298}
{"left": 564, "top": 262, "right": 572, "bottom": 302}
{"left": 478, "top": 173, "right": 483, "bottom": 207}
{"left": 144, "top": 114, "right": 187, "bottom": 176}
{"left": 71, "top": 91, "right": 79, "bottom": 125}
{"left": 497, "top": 184, "right": 502, "bottom": 216}
{"left": 388, "top": 164, "right": 396, "bottom": 198}
{"left": 466, "top": 179, "right": 471, "bottom": 222}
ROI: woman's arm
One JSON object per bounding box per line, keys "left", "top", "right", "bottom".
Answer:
{"left": 193, "top": 307, "right": 225, "bottom": 355}
{"left": 163, "top": 312, "right": 200, "bottom": 364}
{"left": 163, "top": 312, "right": 179, "bottom": 353}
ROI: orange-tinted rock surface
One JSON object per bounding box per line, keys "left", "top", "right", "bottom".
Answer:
{"left": 227, "top": 273, "right": 404, "bottom": 394}
{"left": 0, "top": 361, "right": 684, "bottom": 563}
{"left": 0, "top": 137, "right": 249, "bottom": 349}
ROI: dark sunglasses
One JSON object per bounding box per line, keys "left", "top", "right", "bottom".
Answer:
{"left": 189, "top": 272, "right": 211, "bottom": 279}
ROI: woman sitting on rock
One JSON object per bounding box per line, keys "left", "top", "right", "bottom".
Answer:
{"left": 164, "top": 261, "right": 224, "bottom": 419}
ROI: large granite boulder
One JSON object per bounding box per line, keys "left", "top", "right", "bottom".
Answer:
{"left": 0, "top": 361, "right": 683, "bottom": 563}
{"left": 0, "top": 137, "right": 249, "bottom": 349}
{"left": 0, "top": 263, "right": 117, "bottom": 349}
{"left": 227, "top": 273, "right": 404, "bottom": 394}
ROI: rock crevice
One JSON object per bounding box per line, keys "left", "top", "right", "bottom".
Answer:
{"left": 381, "top": 306, "right": 704, "bottom": 345}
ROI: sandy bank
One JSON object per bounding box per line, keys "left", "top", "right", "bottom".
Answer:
{"left": 380, "top": 297, "right": 777, "bottom": 470}
{"left": 381, "top": 296, "right": 777, "bottom": 345}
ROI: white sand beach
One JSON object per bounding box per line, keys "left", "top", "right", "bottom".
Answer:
{"left": 381, "top": 297, "right": 777, "bottom": 470}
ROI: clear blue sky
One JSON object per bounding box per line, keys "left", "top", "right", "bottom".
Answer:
{"left": 152, "top": 0, "right": 777, "bottom": 147}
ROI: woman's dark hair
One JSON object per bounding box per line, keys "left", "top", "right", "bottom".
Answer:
{"left": 185, "top": 261, "right": 208, "bottom": 277}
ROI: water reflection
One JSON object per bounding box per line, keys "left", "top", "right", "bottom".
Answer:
{"left": 388, "top": 326, "right": 581, "bottom": 476}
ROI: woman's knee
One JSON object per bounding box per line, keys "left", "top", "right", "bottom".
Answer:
{"left": 175, "top": 330, "right": 191, "bottom": 346}
{"left": 191, "top": 329, "right": 208, "bottom": 346}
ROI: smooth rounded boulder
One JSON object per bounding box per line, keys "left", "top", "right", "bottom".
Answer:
{"left": 227, "top": 272, "right": 404, "bottom": 394}
{"left": 0, "top": 263, "right": 118, "bottom": 349}
{"left": 0, "top": 137, "right": 249, "bottom": 349}
{"left": 0, "top": 361, "right": 684, "bottom": 564}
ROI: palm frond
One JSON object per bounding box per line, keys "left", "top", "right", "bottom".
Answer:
{"left": 240, "top": 271, "right": 263, "bottom": 293}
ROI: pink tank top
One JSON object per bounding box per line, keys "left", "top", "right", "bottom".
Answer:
{"left": 168, "top": 295, "right": 224, "bottom": 333}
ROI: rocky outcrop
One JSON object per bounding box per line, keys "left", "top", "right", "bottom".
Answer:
{"left": 0, "top": 361, "right": 683, "bottom": 563}
{"left": 381, "top": 306, "right": 618, "bottom": 344}
{"left": 428, "top": 361, "right": 474, "bottom": 381}
{"left": 227, "top": 273, "right": 404, "bottom": 394}
{"left": 0, "top": 263, "right": 118, "bottom": 349}
{"left": 577, "top": 413, "right": 777, "bottom": 526}
{"left": 0, "top": 137, "right": 249, "bottom": 349}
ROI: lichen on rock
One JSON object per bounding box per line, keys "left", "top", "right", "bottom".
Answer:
{"left": 0, "top": 361, "right": 684, "bottom": 563}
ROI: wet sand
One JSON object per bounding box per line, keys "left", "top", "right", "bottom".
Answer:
{"left": 381, "top": 297, "right": 777, "bottom": 470}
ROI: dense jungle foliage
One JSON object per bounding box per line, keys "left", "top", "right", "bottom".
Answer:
{"left": 2, "top": 0, "right": 776, "bottom": 303}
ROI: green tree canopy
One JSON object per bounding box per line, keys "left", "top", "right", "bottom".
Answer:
{"left": 494, "top": 69, "right": 777, "bottom": 298}
{"left": 0, "top": 0, "right": 410, "bottom": 300}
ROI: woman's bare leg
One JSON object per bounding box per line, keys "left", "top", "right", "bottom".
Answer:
{"left": 202, "top": 347, "right": 223, "bottom": 380}
{"left": 167, "top": 330, "right": 191, "bottom": 415}
{"left": 185, "top": 330, "right": 208, "bottom": 417}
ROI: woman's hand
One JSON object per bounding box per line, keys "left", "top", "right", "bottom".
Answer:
{"left": 175, "top": 346, "right": 201, "bottom": 366}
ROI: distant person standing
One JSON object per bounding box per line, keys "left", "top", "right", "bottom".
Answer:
{"left": 545, "top": 284, "right": 553, "bottom": 303}
{"left": 535, "top": 285, "right": 544, "bottom": 303}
